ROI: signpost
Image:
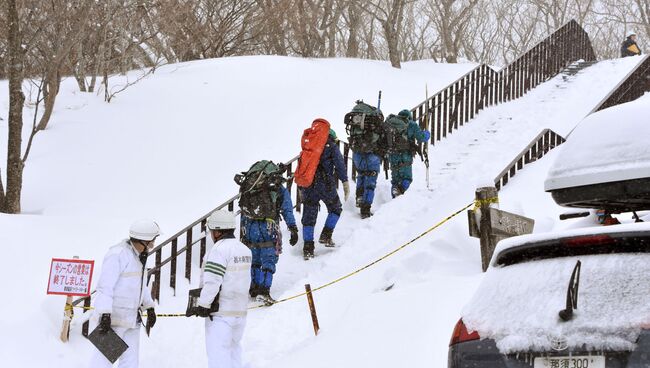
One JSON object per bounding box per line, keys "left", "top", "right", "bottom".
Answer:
{"left": 468, "top": 187, "right": 535, "bottom": 271}
{"left": 48, "top": 257, "right": 94, "bottom": 342}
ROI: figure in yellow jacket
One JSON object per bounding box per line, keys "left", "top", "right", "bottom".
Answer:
{"left": 621, "top": 32, "right": 641, "bottom": 57}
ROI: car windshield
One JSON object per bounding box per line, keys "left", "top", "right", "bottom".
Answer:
{"left": 495, "top": 232, "right": 650, "bottom": 267}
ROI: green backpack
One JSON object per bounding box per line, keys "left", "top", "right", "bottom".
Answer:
{"left": 344, "top": 100, "right": 385, "bottom": 153}
{"left": 384, "top": 114, "right": 412, "bottom": 153}
{"left": 234, "top": 160, "right": 286, "bottom": 220}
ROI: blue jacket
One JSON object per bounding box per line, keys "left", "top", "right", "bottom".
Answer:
{"left": 241, "top": 186, "right": 296, "bottom": 245}
{"left": 407, "top": 120, "right": 427, "bottom": 146}
{"left": 312, "top": 136, "right": 348, "bottom": 189}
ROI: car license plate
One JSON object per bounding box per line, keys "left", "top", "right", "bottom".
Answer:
{"left": 534, "top": 355, "right": 605, "bottom": 368}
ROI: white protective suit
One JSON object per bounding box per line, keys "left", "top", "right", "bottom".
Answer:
{"left": 199, "top": 234, "right": 252, "bottom": 368}
{"left": 89, "top": 239, "right": 155, "bottom": 368}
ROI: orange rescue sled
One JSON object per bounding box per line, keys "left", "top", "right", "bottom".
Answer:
{"left": 294, "top": 118, "right": 331, "bottom": 188}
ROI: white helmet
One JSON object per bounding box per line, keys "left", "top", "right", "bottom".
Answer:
{"left": 207, "top": 210, "right": 236, "bottom": 230}
{"left": 628, "top": 31, "right": 637, "bottom": 37}
{"left": 129, "top": 219, "right": 161, "bottom": 241}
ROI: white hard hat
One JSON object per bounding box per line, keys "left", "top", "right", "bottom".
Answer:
{"left": 207, "top": 210, "right": 236, "bottom": 230}
{"left": 628, "top": 31, "right": 637, "bottom": 37}
{"left": 129, "top": 219, "right": 161, "bottom": 241}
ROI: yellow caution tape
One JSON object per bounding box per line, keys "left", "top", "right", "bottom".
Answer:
{"left": 473, "top": 197, "right": 499, "bottom": 210}
{"left": 71, "top": 202, "right": 473, "bottom": 315}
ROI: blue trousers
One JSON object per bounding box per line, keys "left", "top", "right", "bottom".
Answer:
{"left": 353, "top": 152, "right": 381, "bottom": 205}
{"left": 250, "top": 247, "right": 278, "bottom": 289}
{"left": 301, "top": 184, "right": 342, "bottom": 241}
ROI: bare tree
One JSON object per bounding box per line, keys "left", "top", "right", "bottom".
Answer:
{"left": 359, "top": 0, "right": 413, "bottom": 68}
{"left": 426, "top": 0, "right": 480, "bottom": 63}
{"left": 255, "top": 0, "right": 290, "bottom": 55}
{"left": 26, "top": 0, "right": 93, "bottom": 131}
{"left": 2, "top": 0, "right": 26, "bottom": 213}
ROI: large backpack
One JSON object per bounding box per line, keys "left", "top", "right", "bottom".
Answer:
{"left": 234, "top": 160, "right": 286, "bottom": 220}
{"left": 294, "top": 118, "right": 331, "bottom": 188}
{"left": 384, "top": 114, "right": 412, "bottom": 153}
{"left": 344, "top": 100, "right": 385, "bottom": 153}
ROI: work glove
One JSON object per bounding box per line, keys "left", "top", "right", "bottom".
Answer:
{"left": 98, "top": 313, "right": 111, "bottom": 334}
{"left": 342, "top": 181, "right": 350, "bottom": 201}
{"left": 146, "top": 308, "right": 156, "bottom": 331}
{"left": 422, "top": 130, "right": 431, "bottom": 142}
{"left": 195, "top": 306, "right": 213, "bottom": 320}
{"left": 289, "top": 225, "right": 299, "bottom": 246}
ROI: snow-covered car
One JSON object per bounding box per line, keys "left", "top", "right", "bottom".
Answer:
{"left": 448, "top": 222, "right": 650, "bottom": 368}
{"left": 544, "top": 95, "right": 650, "bottom": 212}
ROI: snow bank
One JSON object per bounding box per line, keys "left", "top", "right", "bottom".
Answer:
{"left": 545, "top": 92, "right": 650, "bottom": 191}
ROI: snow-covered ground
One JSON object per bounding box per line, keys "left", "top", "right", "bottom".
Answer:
{"left": 0, "top": 55, "right": 644, "bottom": 367}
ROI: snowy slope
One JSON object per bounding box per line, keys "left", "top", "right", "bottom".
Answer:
{"left": 0, "top": 56, "right": 476, "bottom": 367}
{"left": 0, "top": 55, "right": 644, "bottom": 367}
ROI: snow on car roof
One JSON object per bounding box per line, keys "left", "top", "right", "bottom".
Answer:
{"left": 544, "top": 93, "right": 650, "bottom": 191}
{"left": 491, "top": 221, "right": 650, "bottom": 267}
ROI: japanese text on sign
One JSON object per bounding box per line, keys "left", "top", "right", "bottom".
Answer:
{"left": 47, "top": 258, "right": 95, "bottom": 297}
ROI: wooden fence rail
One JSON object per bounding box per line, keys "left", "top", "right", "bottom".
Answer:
{"left": 592, "top": 54, "right": 650, "bottom": 113}
{"left": 411, "top": 19, "right": 595, "bottom": 140}
{"left": 494, "top": 129, "right": 566, "bottom": 191}
{"left": 74, "top": 20, "right": 595, "bottom": 337}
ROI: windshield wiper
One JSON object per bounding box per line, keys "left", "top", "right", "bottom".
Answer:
{"left": 559, "top": 260, "right": 581, "bottom": 322}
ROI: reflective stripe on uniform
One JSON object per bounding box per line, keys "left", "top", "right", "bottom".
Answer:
{"left": 205, "top": 261, "right": 226, "bottom": 276}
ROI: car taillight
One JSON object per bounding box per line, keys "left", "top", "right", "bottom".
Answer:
{"left": 563, "top": 234, "right": 613, "bottom": 247}
{"left": 449, "top": 318, "right": 480, "bottom": 346}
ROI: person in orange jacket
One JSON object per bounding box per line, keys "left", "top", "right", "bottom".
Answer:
{"left": 596, "top": 209, "right": 621, "bottom": 226}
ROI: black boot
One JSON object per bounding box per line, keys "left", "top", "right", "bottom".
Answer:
{"left": 319, "top": 227, "right": 335, "bottom": 247}
{"left": 303, "top": 241, "right": 315, "bottom": 260}
{"left": 360, "top": 204, "right": 373, "bottom": 219}
{"left": 249, "top": 284, "right": 260, "bottom": 298}
{"left": 355, "top": 187, "right": 363, "bottom": 208}
{"left": 255, "top": 287, "right": 276, "bottom": 306}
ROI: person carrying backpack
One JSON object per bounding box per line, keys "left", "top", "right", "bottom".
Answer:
{"left": 298, "top": 126, "right": 349, "bottom": 259}
{"left": 621, "top": 32, "right": 641, "bottom": 57}
{"left": 235, "top": 160, "right": 298, "bottom": 305}
{"left": 345, "top": 100, "right": 386, "bottom": 219}
{"left": 386, "top": 109, "right": 431, "bottom": 197}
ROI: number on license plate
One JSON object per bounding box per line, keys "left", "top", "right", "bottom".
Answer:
{"left": 533, "top": 355, "right": 605, "bottom": 368}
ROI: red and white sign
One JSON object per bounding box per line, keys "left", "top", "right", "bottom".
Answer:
{"left": 47, "top": 258, "right": 95, "bottom": 297}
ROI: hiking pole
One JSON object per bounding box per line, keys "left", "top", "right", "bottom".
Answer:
{"left": 421, "top": 85, "right": 430, "bottom": 189}
{"left": 383, "top": 155, "right": 389, "bottom": 180}
{"left": 377, "top": 90, "right": 382, "bottom": 111}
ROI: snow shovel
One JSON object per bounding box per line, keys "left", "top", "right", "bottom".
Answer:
{"left": 88, "top": 326, "right": 128, "bottom": 363}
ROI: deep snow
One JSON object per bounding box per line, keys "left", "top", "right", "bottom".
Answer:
{"left": 0, "top": 55, "right": 644, "bottom": 367}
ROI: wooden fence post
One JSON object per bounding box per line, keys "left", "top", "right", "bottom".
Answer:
{"left": 476, "top": 187, "right": 498, "bottom": 272}
{"left": 305, "top": 284, "right": 320, "bottom": 336}
{"left": 60, "top": 255, "right": 79, "bottom": 342}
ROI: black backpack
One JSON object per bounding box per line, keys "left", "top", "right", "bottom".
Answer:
{"left": 344, "top": 100, "right": 385, "bottom": 153}
{"left": 234, "top": 160, "right": 286, "bottom": 220}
